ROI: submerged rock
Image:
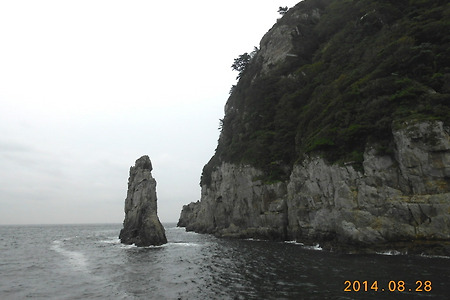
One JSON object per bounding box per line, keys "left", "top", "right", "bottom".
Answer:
{"left": 119, "top": 155, "right": 167, "bottom": 246}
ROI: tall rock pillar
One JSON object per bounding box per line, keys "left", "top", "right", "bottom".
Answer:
{"left": 119, "top": 155, "right": 167, "bottom": 246}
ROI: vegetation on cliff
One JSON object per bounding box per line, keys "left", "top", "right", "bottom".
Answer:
{"left": 202, "top": 0, "right": 450, "bottom": 186}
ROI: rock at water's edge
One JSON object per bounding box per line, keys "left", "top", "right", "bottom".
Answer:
{"left": 178, "top": 121, "right": 450, "bottom": 255}
{"left": 119, "top": 155, "right": 167, "bottom": 246}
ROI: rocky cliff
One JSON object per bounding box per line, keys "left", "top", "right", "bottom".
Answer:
{"left": 179, "top": 0, "right": 450, "bottom": 254}
{"left": 120, "top": 156, "right": 167, "bottom": 246}
{"left": 180, "top": 121, "right": 450, "bottom": 254}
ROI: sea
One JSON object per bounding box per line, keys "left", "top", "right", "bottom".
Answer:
{"left": 0, "top": 223, "right": 449, "bottom": 300}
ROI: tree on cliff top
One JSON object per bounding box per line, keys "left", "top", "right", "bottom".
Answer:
{"left": 278, "top": 6, "right": 289, "bottom": 15}
{"left": 231, "top": 53, "right": 251, "bottom": 79}
{"left": 231, "top": 47, "right": 259, "bottom": 79}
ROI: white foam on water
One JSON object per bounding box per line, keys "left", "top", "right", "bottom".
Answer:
{"left": 119, "top": 243, "right": 137, "bottom": 249}
{"left": 118, "top": 242, "right": 168, "bottom": 249}
{"left": 170, "top": 242, "right": 201, "bottom": 247}
{"left": 170, "top": 227, "right": 186, "bottom": 230}
{"left": 51, "top": 240, "right": 88, "bottom": 272}
{"left": 376, "top": 250, "right": 403, "bottom": 256}
{"left": 245, "top": 238, "right": 265, "bottom": 242}
{"left": 303, "top": 244, "right": 323, "bottom": 251}
{"left": 142, "top": 243, "right": 167, "bottom": 249}
{"left": 99, "top": 238, "right": 121, "bottom": 244}
{"left": 285, "top": 240, "right": 322, "bottom": 250}
{"left": 420, "top": 254, "right": 450, "bottom": 259}
{"left": 285, "top": 240, "right": 305, "bottom": 246}
{"left": 377, "top": 250, "right": 449, "bottom": 258}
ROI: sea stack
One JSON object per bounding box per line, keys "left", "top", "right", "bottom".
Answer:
{"left": 119, "top": 155, "right": 167, "bottom": 246}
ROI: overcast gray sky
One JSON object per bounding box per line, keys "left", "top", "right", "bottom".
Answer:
{"left": 0, "top": 0, "right": 300, "bottom": 225}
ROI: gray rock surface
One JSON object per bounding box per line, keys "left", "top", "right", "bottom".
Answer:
{"left": 258, "top": 6, "right": 321, "bottom": 75}
{"left": 179, "top": 121, "right": 450, "bottom": 254}
{"left": 119, "top": 156, "right": 167, "bottom": 246}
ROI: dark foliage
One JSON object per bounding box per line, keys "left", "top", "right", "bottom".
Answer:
{"left": 201, "top": 0, "right": 450, "bottom": 186}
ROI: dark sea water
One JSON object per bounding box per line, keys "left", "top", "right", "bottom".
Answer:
{"left": 0, "top": 223, "right": 449, "bottom": 299}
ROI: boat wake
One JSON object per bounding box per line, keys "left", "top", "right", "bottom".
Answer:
{"left": 51, "top": 240, "right": 88, "bottom": 272}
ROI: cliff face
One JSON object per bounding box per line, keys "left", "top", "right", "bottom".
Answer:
{"left": 179, "top": 0, "right": 450, "bottom": 254}
{"left": 179, "top": 163, "right": 288, "bottom": 240}
{"left": 180, "top": 121, "right": 450, "bottom": 253}
{"left": 120, "top": 156, "right": 167, "bottom": 246}
{"left": 286, "top": 121, "right": 450, "bottom": 247}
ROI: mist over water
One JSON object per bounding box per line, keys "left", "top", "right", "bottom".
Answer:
{"left": 0, "top": 223, "right": 449, "bottom": 299}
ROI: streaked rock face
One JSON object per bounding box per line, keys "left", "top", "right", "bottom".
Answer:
{"left": 179, "top": 121, "right": 450, "bottom": 254}
{"left": 120, "top": 155, "right": 167, "bottom": 247}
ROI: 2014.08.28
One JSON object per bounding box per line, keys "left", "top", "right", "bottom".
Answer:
{"left": 343, "top": 280, "right": 432, "bottom": 293}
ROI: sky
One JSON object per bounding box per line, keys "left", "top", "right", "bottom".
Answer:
{"left": 0, "top": 0, "right": 301, "bottom": 225}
